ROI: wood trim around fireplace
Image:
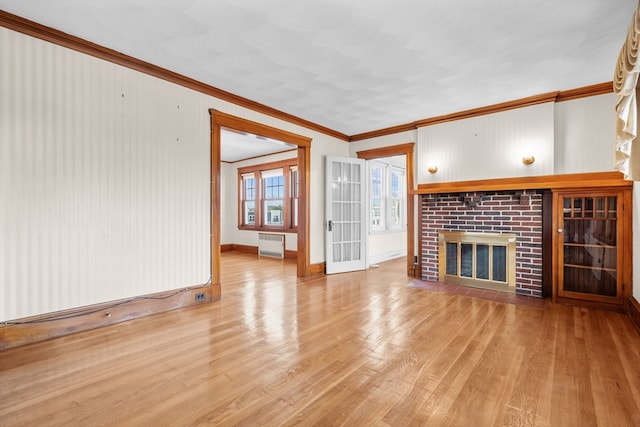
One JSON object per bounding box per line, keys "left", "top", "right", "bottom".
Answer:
{"left": 414, "top": 171, "right": 632, "bottom": 194}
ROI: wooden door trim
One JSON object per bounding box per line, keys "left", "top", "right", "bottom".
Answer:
{"left": 356, "top": 143, "right": 416, "bottom": 277}
{"left": 209, "top": 110, "right": 312, "bottom": 298}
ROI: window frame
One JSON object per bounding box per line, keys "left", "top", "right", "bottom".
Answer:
{"left": 237, "top": 158, "right": 298, "bottom": 231}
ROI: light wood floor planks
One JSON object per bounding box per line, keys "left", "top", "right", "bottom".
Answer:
{"left": 1, "top": 251, "right": 639, "bottom": 426}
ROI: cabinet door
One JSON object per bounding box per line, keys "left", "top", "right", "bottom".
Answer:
{"left": 557, "top": 192, "right": 622, "bottom": 302}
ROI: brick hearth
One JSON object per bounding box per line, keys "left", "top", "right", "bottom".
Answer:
{"left": 420, "top": 190, "right": 543, "bottom": 297}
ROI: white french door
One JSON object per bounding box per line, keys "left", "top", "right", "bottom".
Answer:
{"left": 325, "top": 156, "right": 366, "bottom": 274}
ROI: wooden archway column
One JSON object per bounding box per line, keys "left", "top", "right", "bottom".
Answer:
{"left": 356, "top": 142, "right": 417, "bottom": 277}
{"left": 209, "top": 110, "right": 312, "bottom": 300}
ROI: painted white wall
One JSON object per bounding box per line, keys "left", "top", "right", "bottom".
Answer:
{"left": 554, "top": 94, "right": 617, "bottom": 174}
{"left": 0, "top": 27, "right": 347, "bottom": 321}
{"left": 417, "top": 103, "right": 555, "bottom": 183}
{"left": 220, "top": 162, "right": 237, "bottom": 245}
{"left": 368, "top": 232, "right": 407, "bottom": 265}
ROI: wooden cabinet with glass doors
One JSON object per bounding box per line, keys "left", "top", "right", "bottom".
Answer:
{"left": 552, "top": 188, "right": 632, "bottom": 311}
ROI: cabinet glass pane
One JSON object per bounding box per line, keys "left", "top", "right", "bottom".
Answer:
{"left": 561, "top": 195, "right": 618, "bottom": 298}
{"left": 573, "top": 198, "right": 583, "bottom": 218}
{"left": 563, "top": 220, "right": 616, "bottom": 246}
{"left": 584, "top": 197, "right": 594, "bottom": 217}
{"left": 563, "top": 267, "right": 617, "bottom": 296}
{"left": 595, "top": 197, "right": 606, "bottom": 218}
{"left": 563, "top": 245, "right": 617, "bottom": 270}
{"left": 608, "top": 196, "right": 617, "bottom": 218}
{"left": 563, "top": 197, "right": 572, "bottom": 217}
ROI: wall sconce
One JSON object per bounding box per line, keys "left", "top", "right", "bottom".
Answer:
{"left": 522, "top": 155, "right": 535, "bottom": 165}
{"left": 427, "top": 164, "right": 438, "bottom": 174}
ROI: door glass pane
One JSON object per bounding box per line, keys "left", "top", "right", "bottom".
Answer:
{"left": 332, "top": 243, "right": 342, "bottom": 262}
{"left": 333, "top": 223, "right": 342, "bottom": 242}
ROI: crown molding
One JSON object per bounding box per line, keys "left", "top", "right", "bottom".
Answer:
{"left": 350, "top": 83, "right": 614, "bottom": 142}
{"left": 555, "top": 81, "right": 613, "bottom": 102}
{"left": 413, "top": 91, "right": 560, "bottom": 128}
{"left": 0, "top": 10, "right": 350, "bottom": 142}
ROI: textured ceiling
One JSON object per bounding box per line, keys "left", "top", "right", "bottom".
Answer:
{"left": 0, "top": 0, "right": 636, "bottom": 139}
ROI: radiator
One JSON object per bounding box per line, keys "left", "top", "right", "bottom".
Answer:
{"left": 258, "top": 233, "right": 285, "bottom": 258}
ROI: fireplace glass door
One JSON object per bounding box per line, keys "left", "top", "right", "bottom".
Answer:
{"left": 558, "top": 193, "right": 620, "bottom": 299}
{"left": 439, "top": 231, "right": 516, "bottom": 291}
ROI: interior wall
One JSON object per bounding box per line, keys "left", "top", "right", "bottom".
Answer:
{"left": 417, "top": 103, "right": 555, "bottom": 183}
{"left": 554, "top": 93, "right": 617, "bottom": 174}
{"left": 0, "top": 27, "right": 347, "bottom": 321}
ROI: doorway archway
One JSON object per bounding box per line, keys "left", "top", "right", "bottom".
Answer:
{"left": 356, "top": 143, "right": 416, "bottom": 277}
{"left": 209, "top": 110, "right": 312, "bottom": 300}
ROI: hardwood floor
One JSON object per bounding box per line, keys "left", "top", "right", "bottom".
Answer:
{"left": 1, "top": 251, "right": 639, "bottom": 426}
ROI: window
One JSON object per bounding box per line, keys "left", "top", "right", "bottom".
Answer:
{"left": 369, "top": 161, "right": 405, "bottom": 231}
{"left": 370, "top": 163, "right": 385, "bottom": 231}
{"left": 240, "top": 173, "right": 256, "bottom": 225}
{"left": 238, "top": 158, "right": 298, "bottom": 231}
{"left": 389, "top": 167, "right": 404, "bottom": 229}
{"left": 290, "top": 166, "right": 299, "bottom": 228}
{"left": 262, "top": 169, "right": 284, "bottom": 226}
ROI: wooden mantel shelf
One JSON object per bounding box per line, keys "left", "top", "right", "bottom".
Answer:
{"left": 412, "top": 171, "right": 632, "bottom": 195}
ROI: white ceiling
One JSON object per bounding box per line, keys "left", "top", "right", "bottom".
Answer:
{"left": 221, "top": 128, "right": 296, "bottom": 163}
{"left": 0, "top": 0, "right": 636, "bottom": 157}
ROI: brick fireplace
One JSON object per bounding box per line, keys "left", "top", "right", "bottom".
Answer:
{"left": 420, "top": 190, "right": 543, "bottom": 297}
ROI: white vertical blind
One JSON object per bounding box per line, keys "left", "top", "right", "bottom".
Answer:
{"left": 0, "top": 28, "right": 210, "bottom": 321}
